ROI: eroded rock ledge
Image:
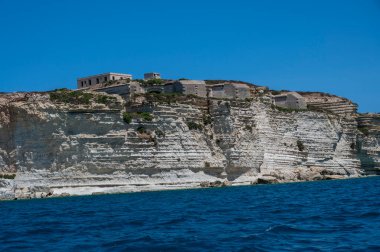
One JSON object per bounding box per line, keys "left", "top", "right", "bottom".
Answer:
{"left": 0, "top": 91, "right": 378, "bottom": 199}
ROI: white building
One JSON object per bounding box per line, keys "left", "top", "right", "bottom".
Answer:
{"left": 94, "top": 82, "right": 145, "bottom": 100}
{"left": 208, "top": 83, "right": 252, "bottom": 100}
{"left": 272, "top": 92, "right": 307, "bottom": 109}
{"left": 164, "top": 80, "right": 207, "bottom": 97}
{"left": 77, "top": 72, "right": 133, "bottom": 89}
{"left": 144, "top": 72, "right": 161, "bottom": 80}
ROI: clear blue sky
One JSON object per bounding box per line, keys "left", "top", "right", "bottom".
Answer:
{"left": 0, "top": 0, "right": 379, "bottom": 112}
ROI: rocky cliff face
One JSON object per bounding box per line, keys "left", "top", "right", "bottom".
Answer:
{"left": 357, "top": 114, "right": 380, "bottom": 175}
{"left": 0, "top": 91, "right": 377, "bottom": 199}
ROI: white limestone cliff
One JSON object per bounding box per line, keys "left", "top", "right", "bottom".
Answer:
{"left": 0, "top": 91, "right": 376, "bottom": 199}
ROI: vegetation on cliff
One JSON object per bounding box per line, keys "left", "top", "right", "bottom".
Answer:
{"left": 205, "top": 80, "right": 256, "bottom": 86}
{"left": 49, "top": 89, "right": 117, "bottom": 105}
{"left": 135, "top": 79, "right": 164, "bottom": 86}
{"left": 187, "top": 121, "right": 203, "bottom": 130}
{"left": 123, "top": 112, "right": 153, "bottom": 124}
{"left": 0, "top": 174, "right": 16, "bottom": 179}
{"left": 358, "top": 126, "right": 370, "bottom": 136}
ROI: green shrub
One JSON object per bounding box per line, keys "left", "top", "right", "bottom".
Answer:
{"left": 350, "top": 142, "right": 356, "bottom": 150}
{"left": 123, "top": 111, "right": 154, "bottom": 124}
{"left": 358, "top": 126, "right": 369, "bottom": 136}
{"left": 49, "top": 90, "right": 93, "bottom": 105}
{"left": 96, "top": 95, "right": 116, "bottom": 105}
{"left": 137, "top": 112, "right": 153, "bottom": 121}
{"left": 123, "top": 112, "right": 133, "bottom": 124}
{"left": 146, "top": 79, "right": 163, "bottom": 85}
{"left": 155, "top": 129, "right": 165, "bottom": 138}
{"left": 137, "top": 125, "right": 146, "bottom": 134}
{"left": 203, "top": 115, "right": 212, "bottom": 125}
{"left": 297, "top": 140, "right": 305, "bottom": 151}
{"left": 53, "top": 88, "right": 70, "bottom": 92}
{"left": 271, "top": 90, "right": 282, "bottom": 95}
{"left": 244, "top": 125, "right": 253, "bottom": 132}
{"left": 0, "top": 174, "right": 16, "bottom": 179}
{"left": 187, "top": 121, "right": 202, "bottom": 130}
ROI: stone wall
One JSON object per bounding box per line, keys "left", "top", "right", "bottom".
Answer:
{"left": 77, "top": 73, "right": 132, "bottom": 89}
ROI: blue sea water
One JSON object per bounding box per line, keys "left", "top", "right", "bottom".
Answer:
{"left": 1, "top": 177, "right": 380, "bottom": 251}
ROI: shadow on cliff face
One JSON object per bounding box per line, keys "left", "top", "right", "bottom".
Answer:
{"left": 356, "top": 138, "right": 380, "bottom": 175}
{"left": 225, "top": 165, "right": 257, "bottom": 181}
{"left": 0, "top": 105, "right": 19, "bottom": 172}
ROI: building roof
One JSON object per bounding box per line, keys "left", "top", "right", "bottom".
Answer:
{"left": 177, "top": 80, "right": 206, "bottom": 85}
{"left": 209, "top": 82, "right": 251, "bottom": 89}
{"left": 287, "top": 92, "right": 304, "bottom": 99}
{"left": 225, "top": 83, "right": 251, "bottom": 88}
{"left": 273, "top": 92, "right": 304, "bottom": 99}
{"left": 77, "top": 72, "right": 132, "bottom": 80}
{"left": 208, "top": 83, "right": 224, "bottom": 88}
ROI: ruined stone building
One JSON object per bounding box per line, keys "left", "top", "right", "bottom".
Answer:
{"left": 144, "top": 72, "right": 161, "bottom": 80}
{"left": 208, "top": 83, "right": 252, "bottom": 99}
{"left": 76, "top": 72, "right": 260, "bottom": 100}
{"left": 272, "top": 92, "right": 307, "bottom": 109}
{"left": 94, "top": 83, "right": 144, "bottom": 100}
{"left": 77, "top": 72, "right": 133, "bottom": 89}
{"left": 164, "top": 80, "right": 207, "bottom": 98}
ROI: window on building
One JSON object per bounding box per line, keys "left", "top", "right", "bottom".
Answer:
{"left": 112, "top": 76, "right": 115, "bottom": 80}
{"left": 89, "top": 79, "right": 92, "bottom": 85}
{"left": 104, "top": 77, "right": 107, "bottom": 81}
{"left": 96, "top": 78, "right": 99, "bottom": 84}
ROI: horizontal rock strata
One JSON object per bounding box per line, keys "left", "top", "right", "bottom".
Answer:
{"left": 0, "top": 91, "right": 378, "bottom": 199}
{"left": 357, "top": 113, "right": 380, "bottom": 174}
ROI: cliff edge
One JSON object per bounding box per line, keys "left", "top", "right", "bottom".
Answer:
{"left": 0, "top": 90, "right": 377, "bottom": 199}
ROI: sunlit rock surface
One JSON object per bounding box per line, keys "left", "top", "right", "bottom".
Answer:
{"left": 0, "top": 91, "right": 378, "bottom": 199}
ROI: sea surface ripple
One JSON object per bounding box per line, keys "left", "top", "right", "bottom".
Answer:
{"left": 1, "top": 177, "right": 380, "bottom": 251}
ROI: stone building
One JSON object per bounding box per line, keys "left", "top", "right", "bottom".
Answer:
{"left": 208, "top": 84, "right": 224, "bottom": 98}
{"left": 94, "top": 82, "right": 144, "bottom": 100}
{"left": 144, "top": 72, "right": 161, "bottom": 80}
{"left": 164, "top": 80, "right": 207, "bottom": 97}
{"left": 77, "top": 72, "right": 133, "bottom": 89}
{"left": 146, "top": 85, "right": 165, "bottom": 94}
{"left": 208, "top": 83, "right": 252, "bottom": 99}
{"left": 272, "top": 92, "right": 307, "bottom": 109}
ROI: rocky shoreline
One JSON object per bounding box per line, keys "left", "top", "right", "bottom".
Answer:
{"left": 3, "top": 174, "right": 374, "bottom": 201}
